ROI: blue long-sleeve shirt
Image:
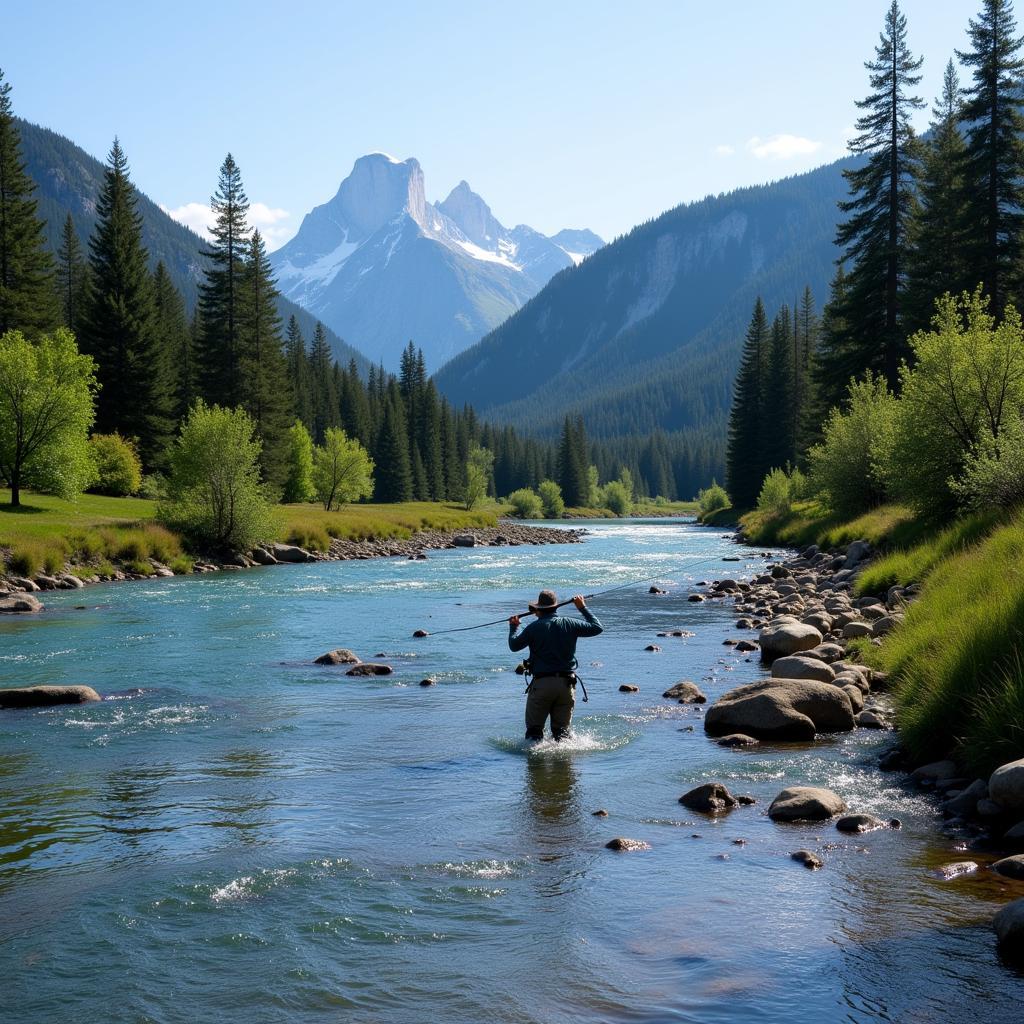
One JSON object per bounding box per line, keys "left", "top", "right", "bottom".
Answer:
{"left": 508, "top": 607, "right": 603, "bottom": 675}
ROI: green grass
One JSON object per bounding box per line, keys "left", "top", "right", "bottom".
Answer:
{"left": 864, "top": 514, "right": 1024, "bottom": 773}
{"left": 562, "top": 500, "right": 697, "bottom": 519}
{"left": 738, "top": 501, "right": 918, "bottom": 550}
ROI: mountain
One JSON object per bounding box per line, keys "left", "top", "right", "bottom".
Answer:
{"left": 270, "top": 154, "right": 603, "bottom": 369}
{"left": 16, "top": 118, "right": 369, "bottom": 371}
{"left": 433, "top": 155, "right": 862, "bottom": 440}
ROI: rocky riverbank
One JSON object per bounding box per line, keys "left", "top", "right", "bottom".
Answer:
{"left": 684, "top": 533, "right": 1024, "bottom": 955}
{"left": 0, "top": 521, "right": 585, "bottom": 598}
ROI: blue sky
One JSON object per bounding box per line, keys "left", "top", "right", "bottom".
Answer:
{"left": 5, "top": 1, "right": 980, "bottom": 248}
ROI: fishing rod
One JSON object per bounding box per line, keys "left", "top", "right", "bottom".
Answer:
{"left": 412, "top": 552, "right": 735, "bottom": 637}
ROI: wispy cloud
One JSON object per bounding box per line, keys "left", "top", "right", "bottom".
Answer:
{"left": 713, "top": 144, "right": 735, "bottom": 157}
{"left": 746, "top": 134, "right": 822, "bottom": 160}
{"left": 160, "top": 201, "right": 293, "bottom": 248}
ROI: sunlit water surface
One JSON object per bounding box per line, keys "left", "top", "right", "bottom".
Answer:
{"left": 0, "top": 519, "right": 1021, "bottom": 1022}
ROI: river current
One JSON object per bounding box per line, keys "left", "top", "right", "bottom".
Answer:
{"left": 0, "top": 519, "right": 1020, "bottom": 1023}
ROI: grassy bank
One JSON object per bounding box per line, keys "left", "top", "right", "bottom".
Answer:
{"left": 741, "top": 497, "right": 1024, "bottom": 773}
{"left": 0, "top": 490, "right": 503, "bottom": 575}
{"left": 562, "top": 499, "right": 697, "bottom": 519}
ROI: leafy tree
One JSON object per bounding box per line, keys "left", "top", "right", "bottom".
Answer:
{"left": 507, "top": 487, "right": 543, "bottom": 519}
{"left": 956, "top": 0, "right": 1024, "bottom": 315}
{"left": 0, "top": 328, "right": 97, "bottom": 506}
{"left": 313, "top": 426, "right": 374, "bottom": 510}
{"left": 0, "top": 69, "right": 57, "bottom": 337}
{"left": 877, "top": 289, "right": 1024, "bottom": 516}
{"left": 152, "top": 261, "right": 193, "bottom": 423}
{"left": 282, "top": 419, "right": 315, "bottom": 503}
{"left": 807, "top": 373, "right": 898, "bottom": 516}
{"left": 538, "top": 478, "right": 565, "bottom": 519}
{"left": 159, "top": 401, "right": 274, "bottom": 553}
{"left": 697, "top": 479, "right": 730, "bottom": 516}
{"left": 726, "top": 297, "right": 769, "bottom": 507}
{"left": 953, "top": 413, "right": 1024, "bottom": 510}
{"left": 81, "top": 139, "right": 170, "bottom": 467}
{"left": 88, "top": 432, "right": 142, "bottom": 496}
{"left": 240, "top": 229, "right": 291, "bottom": 485}
{"left": 905, "top": 60, "right": 971, "bottom": 333}
{"left": 56, "top": 213, "right": 89, "bottom": 337}
{"left": 601, "top": 478, "right": 632, "bottom": 516}
{"left": 464, "top": 444, "right": 494, "bottom": 510}
{"left": 826, "top": 0, "right": 923, "bottom": 392}
{"left": 197, "top": 154, "right": 249, "bottom": 406}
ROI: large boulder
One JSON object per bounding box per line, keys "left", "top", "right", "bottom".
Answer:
{"left": 0, "top": 593, "right": 43, "bottom": 614}
{"left": 768, "top": 786, "right": 847, "bottom": 822}
{"left": 452, "top": 534, "right": 477, "bottom": 548}
{"left": 844, "top": 539, "right": 871, "bottom": 568}
{"left": 662, "top": 680, "right": 706, "bottom": 703}
{"left": 704, "top": 678, "right": 855, "bottom": 741}
{"left": 250, "top": 547, "right": 279, "bottom": 566}
{"left": 0, "top": 685, "right": 101, "bottom": 708}
{"left": 270, "top": 542, "right": 315, "bottom": 563}
{"left": 843, "top": 621, "right": 873, "bottom": 639}
{"left": 679, "top": 782, "right": 738, "bottom": 813}
{"left": 944, "top": 779, "right": 988, "bottom": 819}
{"left": 991, "top": 855, "right": 1024, "bottom": 880}
{"left": 990, "top": 758, "right": 1024, "bottom": 812}
{"left": 993, "top": 897, "right": 1024, "bottom": 952}
{"left": 758, "top": 620, "right": 823, "bottom": 661}
{"left": 770, "top": 655, "right": 835, "bottom": 684}
{"left": 314, "top": 648, "right": 361, "bottom": 666}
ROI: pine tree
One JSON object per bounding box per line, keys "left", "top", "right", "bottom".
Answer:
{"left": 56, "top": 214, "right": 89, "bottom": 337}
{"left": 828, "top": 0, "right": 923, "bottom": 392}
{"left": 375, "top": 391, "right": 413, "bottom": 502}
{"left": 956, "top": 0, "right": 1024, "bottom": 315}
{"left": 906, "top": 59, "right": 972, "bottom": 333}
{"left": 558, "top": 415, "right": 589, "bottom": 507}
{"left": 197, "top": 153, "right": 249, "bottom": 406}
{"left": 152, "top": 261, "right": 193, "bottom": 424}
{"left": 0, "top": 68, "right": 57, "bottom": 336}
{"left": 726, "top": 297, "right": 769, "bottom": 507}
{"left": 795, "top": 286, "right": 821, "bottom": 456}
{"left": 762, "top": 305, "right": 795, "bottom": 471}
{"left": 284, "top": 315, "right": 312, "bottom": 428}
{"left": 81, "top": 139, "right": 170, "bottom": 467}
{"left": 240, "top": 229, "right": 292, "bottom": 485}
{"left": 309, "top": 321, "right": 338, "bottom": 443}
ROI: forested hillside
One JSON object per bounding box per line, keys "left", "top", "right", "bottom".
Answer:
{"left": 17, "top": 118, "right": 367, "bottom": 370}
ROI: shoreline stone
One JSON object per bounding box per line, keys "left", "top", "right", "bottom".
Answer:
{"left": 0, "top": 685, "right": 101, "bottom": 708}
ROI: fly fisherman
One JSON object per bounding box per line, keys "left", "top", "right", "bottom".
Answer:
{"left": 508, "top": 591, "right": 603, "bottom": 743}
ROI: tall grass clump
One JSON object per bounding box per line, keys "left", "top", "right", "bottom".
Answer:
{"left": 873, "top": 519, "right": 1024, "bottom": 773}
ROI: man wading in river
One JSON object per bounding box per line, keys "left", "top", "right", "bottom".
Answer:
{"left": 508, "top": 591, "right": 603, "bottom": 742}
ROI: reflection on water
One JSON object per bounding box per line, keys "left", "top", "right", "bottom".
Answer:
{"left": 0, "top": 520, "right": 1021, "bottom": 1023}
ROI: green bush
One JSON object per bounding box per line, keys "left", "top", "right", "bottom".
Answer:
{"left": 697, "top": 480, "right": 729, "bottom": 516}
{"left": 952, "top": 414, "right": 1024, "bottom": 511}
{"left": 88, "top": 433, "right": 142, "bottom": 496}
{"left": 537, "top": 479, "right": 565, "bottom": 519}
{"left": 169, "top": 554, "right": 195, "bottom": 575}
{"left": 601, "top": 479, "right": 632, "bottom": 516}
{"left": 286, "top": 524, "right": 330, "bottom": 552}
{"left": 158, "top": 402, "right": 276, "bottom": 554}
{"left": 8, "top": 543, "right": 43, "bottom": 577}
{"left": 807, "top": 373, "right": 896, "bottom": 516}
{"left": 756, "top": 468, "right": 794, "bottom": 515}
{"left": 507, "top": 487, "right": 543, "bottom": 519}
{"left": 138, "top": 473, "right": 168, "bottom": 500}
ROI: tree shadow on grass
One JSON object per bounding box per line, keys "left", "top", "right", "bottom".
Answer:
{"left": 0, "top": 503, "right": 45, "bottom": 515}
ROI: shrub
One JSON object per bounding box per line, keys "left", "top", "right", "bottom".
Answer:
{"left": 807, "top": 373, "right": 897, "bottom": 516}
{"left": 756, "top": 468, "right": 793, "bottom": 515}
{"left": 8, "top": 543, "right": 43, "bottom": 577}
{"left": 138, "top": 473, "right": 168, "bottom": 500}
{"left": 697, "top": 480, "right": 730, "bottom": 516}
{"left": 142, "top": 524, "right": 181, "bottom": 563}
{"left": 158, "top": 401, "right": 275, "bottom": 553}
{"left": 126, "top": 559, "right": 155, "bottom": 576}
{"left": 286, "top": 524, "right": 330, "bottom": 552}
{"left": 88, "top": 433, "right": 142, "bottom": 496}
{"left": 464, "top": 446, "right": 494, "bottom": 511}
{"left": 169, "top": 554, "right": 195, "bottom": 575}
{"left": 952, "top": 414, "right": 1024, "bottom": 511}
{"left": 507, "top": 488, "right": 543, "bottom": 519}
{"left": 601, "top": 479, "right": 632, "bottom": 516}
{"left": 537, "top": 479, "right": 565, "bottom": 519}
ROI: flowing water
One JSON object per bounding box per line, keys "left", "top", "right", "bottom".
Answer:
{"left": 0, "top": 519, "right": 1021, "bottom": 1023}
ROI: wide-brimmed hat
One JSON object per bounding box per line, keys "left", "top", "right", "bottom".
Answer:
{"left": 529, "top": 589, "right": 558, "bottom": 613}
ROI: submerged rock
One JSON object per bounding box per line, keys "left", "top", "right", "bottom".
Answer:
{"left": 345, "top": 663, "right": 393, "bottom": 677}
{"left": 991, "top": 854, "right": 1024, "bottom": 880}
{"left": 0, "top": 685, "right": 101, "bottom": 708}
{"left": 836, "top": 813, "right": 887, "bottom": 834}
{"left": 619, "top": 684, "right": 640, "bottom": 693}
{"left": 592, "top": 809, "right": 609, "bottom": 817}
{"left": 769, "top": 786, "right": 847, "bottom": 822}
{"left": 717, "top": 734, "right": 760, "bottom": 748}
{"left": 419, "top": 678, "right": 436, "bottom": 687}
{"left": 791, "top": 850, "right": 823, "bottom": 869}
{"left": 993, "top": 897, "right": 1024, "bottom": 952}
{"left": 662, "top": 680, "right": 706, "bottom": 703}
{"left": 412, "top": 629, "right": 430, "bottom": 638}
{"left": 933, "top": 861, "right": 979, "bottom": 880}
{"left": 314, "top": 648, "right": 361, "bottom": 666}
{"left": 679, "top": 782, "right": 738, "bottom": 813}
{"left": 605, "top": 837, "right": 650, "bottom": 852}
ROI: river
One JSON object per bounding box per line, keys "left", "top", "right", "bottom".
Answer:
{"left": 0, "top": 518, "right": 1020, "bottom": 1023}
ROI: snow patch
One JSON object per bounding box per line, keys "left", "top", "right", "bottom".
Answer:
{"left": 276, "top": 233, "right": 359, "bottom": 291}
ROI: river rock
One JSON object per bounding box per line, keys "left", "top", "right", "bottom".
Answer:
{"left": 912, "top": 760, "right": 960, "bottom": 785}
{"left": 688, "top": 594, "right": 705, "bottom": 603}
{"left": 943, "top": 779, "right": 988, "bottom": 818}
{"left": 843, "top": 684, "right": 866, "bottom": 713}
{"left": 419, "top": 678, "right": 436, "bottom": 687}
{"left": 606, "top": 837, "right": 650, "bottom": 852}
{"left": 270, "top": 542, "right": 315, "bottom": 563}
{"left": 735, "top": 639, "right": 759, "bottom": 653}
{"left": 872, "top": 614, "right": 903, "bottom": 637}
{"left": 619, "top": 684, "right": 640, "bottom": 693}
{"left": 0, "top": 685, "right": 101, "bottom": 708}
{"left": 990, "top": 757, "right": 1024, "bottom": 812}
{"left": 807, "top": 643, "right": 845, "bottom": 664}
{"left": 679, "top": 782, "right": 738, "bottom": 813}
{"left": 58, "top": 574, "right": 85, "bottom": 589}
{"left": 452, "top": 534, "right": 477, "bottom": 548}
{"left": 758, "top": 620, "right": 822, "bottom": 661}
{"left": 802, "top": 612, "right": 833, "bottom": 634}
{"left": 855, "top": 709, "right": 888, "bottom": 729}
{"left": 644, "top": 644, "right": 661, "bottom": 652}
{"left": 791, "top": 850, "right": 823, "bottom": 869}
{"left": 991, "top": 855, "right": 1024, "bottom": 880}
{"left": 768, "top": 786, "right": 847, "bottom": 822}
{"left": 250, "top": 547, "right": 279, "bottom": 565}
{"left": 993, "top": 897, "right": 1024, "bottom": 952}
{"left": 770, "top": 655, "right": 835, "bottom": 684}
{"left": 1004, "top": 821, "right": 1024, "bottom": 848}
{"left": 717, "top": 733, "right": 759, "bottom": 748}
{"left": 648, "top": 586, "right": 666, "bottom": 594}
{"left": 9, "top": 576, "right": 39, "bottom": 591}
{"left": 592, "top": 809, "right": 609, "bottom": 817}
{"left": 704, "top": 679, "right": 855, "bottom": 741}
{"left": 843, "top": 621, "right": 873, "bottom": 639}
{"left": 0, "top": 593, "right": 43, "bottom": 613}
{"left": 412, "top": 629, "right": 429, "bottom": 638}
{"left": 662, "top": 680, "right": 706, "bottom": 703}
{"left": 933, "top": 861, "right": 978, "bottom": 880}
{"left": 314, "top": 648, "right": 361, "bottom": 666}
{"left": 345, "top": 663, "right": 393, "bottom": 676}
{"left": 978, "top": 798, "right": 1006, "bottom": 818}
{"left": 735, "top": 618, "right": 754, "bottom": 629}
{"left": 836, "top": 813, "right": 887, "bottom": 833}
{"left": 844, "top": 539, "right": 871, "bottom": 568}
